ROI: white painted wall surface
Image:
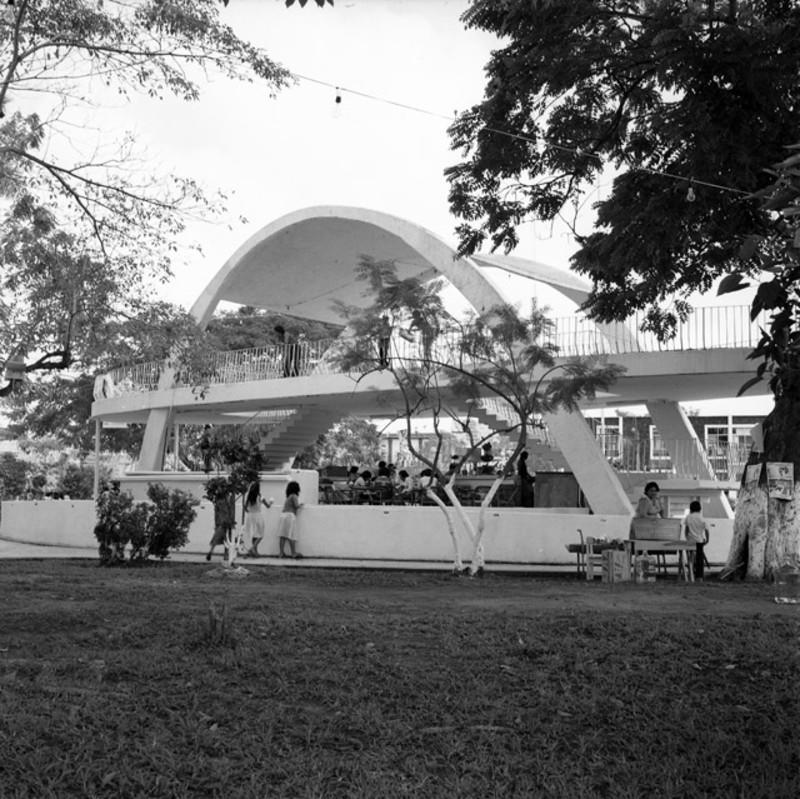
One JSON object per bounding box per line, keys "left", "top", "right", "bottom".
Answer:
{"left": 0, "top": 498, "right": 735, "bottom": 566}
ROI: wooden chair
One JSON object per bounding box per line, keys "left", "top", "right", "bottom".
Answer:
{"left": 584, "top": 533, "right": 606, "bottom": 581}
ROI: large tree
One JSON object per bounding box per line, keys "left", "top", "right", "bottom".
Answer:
{"left": 447, "top": 0, "right": 800, "bottom": 579}
{"left": 0, "top": 0, "right": 297, "bottom": 397}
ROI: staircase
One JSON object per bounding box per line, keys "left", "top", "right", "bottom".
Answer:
{"left": 258, "top": 405, "right": 344, "bottom": 470}
{"left": 472, "top": 399, "right": 570, "bottom": 471}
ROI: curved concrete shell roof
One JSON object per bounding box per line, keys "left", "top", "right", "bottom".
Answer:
{"left": 190, "top": 206, "right": 589, "bottom": 326}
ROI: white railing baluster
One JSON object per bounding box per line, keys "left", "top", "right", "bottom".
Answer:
{"left": 99, "top": 305, "right": 764, "bottom": 395}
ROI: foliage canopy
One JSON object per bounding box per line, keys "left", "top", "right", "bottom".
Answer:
{"left": 447, "top": 0, "right": 800, "bottom": 337}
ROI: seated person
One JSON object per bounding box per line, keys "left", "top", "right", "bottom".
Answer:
{"left": 372, "top": 464, "right": 392, "bottom": 489}
{"left": 396, "top": 469, "right": 413, "bottom": 494}
{"left": 417, "top": 468, "right": 439, "bottom": 504}
{"left": 353, "top": 470, "right": 373, "bottom": 503}
{"left": 345, "top": 466, "right": 360, "bottom": 487}
{"left": 418, "top": 468, "right": 438, "bottom": 488}
{"left": 636, "top": 481, "right": 665, "bottom": 519}
{"left": 446, "top": 454, "right": 460, "bottom": 478}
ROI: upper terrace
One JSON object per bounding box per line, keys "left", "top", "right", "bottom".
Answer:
{"left": 93, "top": 302, "right": 769, "bottom": 420}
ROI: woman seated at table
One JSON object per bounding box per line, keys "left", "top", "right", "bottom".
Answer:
{"left": 353, "top": 470, "right": 373, "bottom": 503}
{"left": 395, "top": 469, "right": 413, "bottom": 502}
{"left": 636, "top": 481, "right": 665, "bottom": 519}
{"left": 345, "top": 466, "right": 360, "bottom": 488}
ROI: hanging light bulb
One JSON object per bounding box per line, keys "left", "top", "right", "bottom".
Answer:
{"left": 332, "top": 88, "right": 342, "bottom": 119}
{"left": 3, "top": 1, "right": 16, "bottom": 24}
{"left": 686, "top": 183, "right": 696, "bottom": 202}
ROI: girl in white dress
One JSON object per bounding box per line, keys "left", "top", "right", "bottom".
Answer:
{"left": 243, "top": 481, "right": 273, "bottom": 557}
{"left": 278, "top": 481, "right": 303, "bottom": 558}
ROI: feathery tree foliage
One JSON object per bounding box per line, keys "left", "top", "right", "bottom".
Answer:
{"left": 333, "top": 257, "right": 623, "bottom": 574}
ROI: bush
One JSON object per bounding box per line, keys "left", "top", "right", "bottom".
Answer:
{"left": 0, "top": 453, "right": 29, "bottom": 499}
{"left": 94, "top": 483, "right": 197, "bottom": 565}
{"left": 144, "top": 483, "right": 197, "bottom": 560}
{"left": 58, "top": 463, "right": 96, "bottom": 499}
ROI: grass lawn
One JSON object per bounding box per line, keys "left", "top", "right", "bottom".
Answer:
{"left": 0, "top": 560, "right": 797, "bottom": 798}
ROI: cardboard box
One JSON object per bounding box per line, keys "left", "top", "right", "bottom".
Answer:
{"left": 602, "top": 550, "right": 632, "bottom": 583}
{"left": 634, "top": 553, "right": 657, "bottom": 583}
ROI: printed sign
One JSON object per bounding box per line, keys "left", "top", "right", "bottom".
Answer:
{"left": 744, "top": 463, "right": 762, "bottom": 490}
{"left": 766, "top": 462, "right": 794, "bottom": 501}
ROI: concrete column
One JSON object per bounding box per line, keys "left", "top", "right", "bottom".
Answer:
{"left": 93, "top": 419, "right": 101, "bottom": 499}
{"left": 138, "top": 408, "right": 172, "bottom": 471}
{"left": 646, "top": 399, "right": 733, "bottom": 518}
{"left": 136, "top": 365, "right": 176, "bottom": 472}
{"left": 646, "top": 400, "right": 714, "bottom": 479}
{"left": 544, "top": 408, "right": 633, "bottom": 516}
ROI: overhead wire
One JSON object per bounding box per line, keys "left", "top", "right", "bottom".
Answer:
{"left": 291, "top": 71, "right": 753, "bottom": 199}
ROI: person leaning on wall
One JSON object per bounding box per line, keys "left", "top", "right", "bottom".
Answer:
{"left": 517, "top": 450, "right": 536, "bottom": 507}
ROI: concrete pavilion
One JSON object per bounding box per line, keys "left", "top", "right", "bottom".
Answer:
{"left": 80, "top": 206, "right": 768, "bottom": 563}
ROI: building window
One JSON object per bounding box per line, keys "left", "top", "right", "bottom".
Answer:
{"left": 649, "top": 426, "right": 671, "bottom": 470}
{"left": 705, "top": 425, "right": 752, "bottom": 481}
{"left": 596, "top": 420, "right": 622, "bottom": 462}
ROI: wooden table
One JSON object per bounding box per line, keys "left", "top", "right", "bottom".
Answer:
{"left": 565, "top": 540, "right": 620, "bottom": 576}
{"left": 626, "top": 539, "right": 695, "bottom": 582}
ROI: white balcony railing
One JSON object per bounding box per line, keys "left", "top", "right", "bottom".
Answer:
{"left": 97, "top": 304, "right": 765, "bottom": 399}
{"left": 598, "top": 435, "right": 751, "bottom": 483}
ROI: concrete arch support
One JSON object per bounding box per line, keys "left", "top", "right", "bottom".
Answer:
{"left": 544, "top": 409, "right": 633, "bottom": 517}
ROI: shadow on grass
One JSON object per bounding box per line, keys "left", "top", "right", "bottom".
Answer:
{"left": 0, "top": 560, "right": 797, "bottom": 798}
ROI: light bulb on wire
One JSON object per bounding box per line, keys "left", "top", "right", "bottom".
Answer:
{"left": 332, "top": 89, "right": 342, "bottom": 119}
{"left": 3, "top": 1, "right": 16, "bottom": 24}
{"left": 686, "top": 182, "right": 696, "bottom": 202}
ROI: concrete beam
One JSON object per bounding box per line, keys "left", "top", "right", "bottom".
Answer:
{"left": 544, "top": 408, "right": 633, "bottom": 517}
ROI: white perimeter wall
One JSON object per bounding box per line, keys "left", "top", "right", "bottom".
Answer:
{"left": 0, "top": 500, "right": 735, "bottom": 565}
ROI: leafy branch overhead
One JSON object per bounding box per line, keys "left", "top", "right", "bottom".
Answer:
{"left": 447, "top": 1, "right": 800, "bottom": 337}
{"left": 717, "top": 143, "right": 800, "bottom": 400}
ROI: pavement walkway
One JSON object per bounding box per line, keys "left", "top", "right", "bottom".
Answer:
{"left": 0, "top": 537, "right": 578, "bottom": 574}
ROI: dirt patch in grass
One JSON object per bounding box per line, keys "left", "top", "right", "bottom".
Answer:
{"left": 0, "top": 561, "right": 797, "bottom": 798}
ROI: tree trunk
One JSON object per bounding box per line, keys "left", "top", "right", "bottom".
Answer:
{"left": 726, "top": 397, "right": 800, "bottom": 579}
{"left": 424, "top": 488, "right": 464, "bottom": 572}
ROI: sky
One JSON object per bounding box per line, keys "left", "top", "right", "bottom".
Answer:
{"left": 94, "top": 0, "right": 589, "bottom": 311}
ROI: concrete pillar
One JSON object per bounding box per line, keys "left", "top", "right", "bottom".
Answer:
{"left": 93, "top": 419, "right": 101, "bottom": 499}
{"left": 138, "top": 408, "right": 172, "bottom": 471}
{"left": 544, "top": 408, "right": 633, "bottom": 516}
{"left": 646, "top": 399, "right": 733, "bottom": 518}
{"left": 646, "top": 400, "right": 714, "bottom": 479}
{"left": 136, "top": 365, "right": 177, "bottom": 472}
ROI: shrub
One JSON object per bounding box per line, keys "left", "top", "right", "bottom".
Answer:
{"left": 144, "top": 483, "right": 197, "bottom": 560}
{"left": 0, "top": 453, "right": 29, "bottom": 499}
{"left": 94, "top": 483, "right": 197, "bottom": 565}
{"left": 95, "top": 490, "right": 138, "bottom": 565}
{"left": 58, "top": 463, "right": 95, "bottom": 499}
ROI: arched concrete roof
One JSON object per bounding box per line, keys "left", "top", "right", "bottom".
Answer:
{"left": 190, "top": 206, "right": 590, "bottom": 326}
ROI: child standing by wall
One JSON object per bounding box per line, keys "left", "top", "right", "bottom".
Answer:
{"left": 278, "top": 481, "right": 303, "bottom": 559}
{"left": 683, "top": 499, "right": 710, "bottom": 580}
{"left": 207, "top": 487, "right": 236, "bottom": 562}
{"left": 243, "top": 481, "right": 273, "bottom": 558}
